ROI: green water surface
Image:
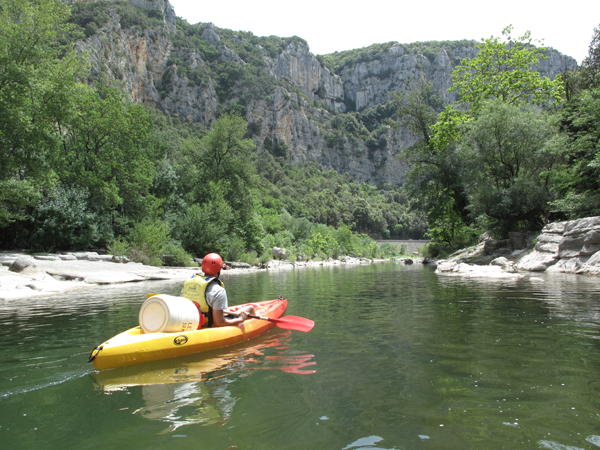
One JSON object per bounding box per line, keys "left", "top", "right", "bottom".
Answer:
{"left": 1, "top": 263, "right": 600, "bottom": 449}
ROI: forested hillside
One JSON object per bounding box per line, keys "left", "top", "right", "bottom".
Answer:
{"left": 1, "top": 0, "right": 598, "bottom": 263}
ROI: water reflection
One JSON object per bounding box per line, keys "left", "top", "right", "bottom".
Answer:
{"left": 92, "top": 331, "right": 315, "bottom": 431}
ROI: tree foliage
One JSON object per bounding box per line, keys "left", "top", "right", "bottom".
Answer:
{"left": 0, "top": 0, "right": 88, "bottom": 180}
{"left": 458, "top": 101, "right": 563, "bottom": 232}
{"left": 552, "top": 25, "right": 600, "bottom": 218}
{"left": 55, "top": 85, "right": 155, "bottom": 213}
{"left": 30, "top": 185, "right": 102, "bottom": 250}
{"left": 451, "top": 26, "right": 564, "bottom": 111}
{"left": 430, "top": 25, "right": 564, "bottom": 150}
{"left": 397, "top": 26, "right": 569, "bottom": 241}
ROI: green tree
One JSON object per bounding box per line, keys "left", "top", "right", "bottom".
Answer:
{"left": 392, "top": 78, "right": 471, "bottom": 237}
{"left": 408, "top": 26, "right": 567, "bottom": 240}
{"left": 452, "top": 26, "right": 563, "bottom": 111}
{"left": 0, "top": 0, "right": 88, "bottom": 224}
{"left": 0, "top": 179, "right": 41, "bottom": 227}
{"left": 431, "top": 25, "right": 565, "bottom": 150}
{"left": 552, "top": 25, "right": 600, "bottom": 218}
{"left": 458, "top": 100, "right": 563, "bottom": 233}
{"left": 195, "top": 113, "right": 256, "bottom": 188}
{"left": 174, "top": 193, "right": 234, "bottom": 257}
{"left": 184, "top": 113, "right": 261, "bottom": 252}
{"left": 563, "top": 25, "right": 600, "bottom": 97}
{"left": 54, "top": 85, "right": 155, "bottom": 216}
{"left": 391, "top": 77, "right": 443, "bottom": 148}
{"left": 30, "top": 185, "right": 103, "bottom": 250}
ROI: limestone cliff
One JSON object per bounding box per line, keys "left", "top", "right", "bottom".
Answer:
{"left": 72, "top": 0, "right": 577, "bottom": 185}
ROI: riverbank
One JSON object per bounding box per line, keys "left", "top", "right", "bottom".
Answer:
{"left": 432, "top": 216, "right": 600, "bottom": 280}
{"left": 0, "top": 251, "right": 407, "bottom": 300}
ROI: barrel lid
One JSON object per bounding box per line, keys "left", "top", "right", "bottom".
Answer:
{"left": 139, "top": 299, "right": 168, "bottom": 333}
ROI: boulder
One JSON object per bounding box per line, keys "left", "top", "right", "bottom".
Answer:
{"left": 508, "top": 231, "right": 537, "bottom": 250}
{"left": 272, "top": 247, "right": 287, "bottom": 260}
{"left": 492, "top": 248, "right": 512, "bottom": 257}
{"left": 435, "top": 261, "right": 525, "bottom": 279}
{"left": 490, "top": 257, "right": 510, "bottom": 267}
{"left": 578, "top": 251, "right": 600, "bottom": 275}
{"left": 514, "top": 216, "right": 600, "bottom": 274}
{"left": 515, "top": 251, "right": 558, "bottom": 272}
{"left": 484, "top": 239, "right": 512, "bottom": 255}
{"left": 479, "top": 231, "right": 493, "bottom": 243}
{"left": 68, "top": 252, "right": 99, "bottom": 260}
{"left": 548, "top": 256, "right": 589, "bottom": 274}
{"left": 86, "top": 254, "right": 115, "bottom": 262}
{"left": 9, "top": 256, "right": 37, "bottom": 273}
{"left": 529, "top": 263, "right": 551, "bottom": 272}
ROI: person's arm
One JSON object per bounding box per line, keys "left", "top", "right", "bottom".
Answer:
{"left": 212, "top": 309, "right": 248, "bottom": 327}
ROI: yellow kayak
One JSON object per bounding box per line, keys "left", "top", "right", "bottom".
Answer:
{"left": 88, "top": 298, "right": 288, "bottom": 370}
{"left": 92, "top": 331, "right": 299, "bottom": 391}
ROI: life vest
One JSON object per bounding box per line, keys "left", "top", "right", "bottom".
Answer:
{"left": 181, "top": 275, "right": 224, "bottom": 327}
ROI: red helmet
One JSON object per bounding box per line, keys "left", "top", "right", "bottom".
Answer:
{"left": 202, "top": 253, "right": 223, "bottom": 275}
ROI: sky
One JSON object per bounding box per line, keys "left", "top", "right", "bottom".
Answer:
{"left": 168, "top": 0, "right": 599, "bottom": 64}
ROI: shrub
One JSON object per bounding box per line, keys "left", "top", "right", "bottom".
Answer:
{"left": 418, "top": 242, "right": 454, "bottom": 259}
{"left": 128, "top": 246, "right": 156, "bottom": 266}
{"left": 379, "top": 242, "right": 397, "bottom": 257}
{"left": 127, "top": 219, "right": 171, "bottom": 266}
{"left": 258, "top": 251, "right": 271, "bottom": 264}
{"left": 223, "top": 235, "right": 246, "bottom": 261}
{"left": 108, "top": 236, "right": 129, "bottom": 257}
{"left": 174, "top": 200, "right": 233, "bottom": 257}
{"left": 31, "top": 186, "right": 103, "bottom": 250}
{"left": 161, "top": 242, "right": 195, "bottom": 267}
{"left": 240, "top": 250, "right": 257, "bottom": 265}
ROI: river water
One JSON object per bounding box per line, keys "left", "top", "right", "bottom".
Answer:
{"left": 1, "top": 263, "right": 600, "bottom": 449}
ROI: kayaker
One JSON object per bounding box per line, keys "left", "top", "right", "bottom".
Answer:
{"left": 181, "top": 253, "right": 255, "bottom": 327}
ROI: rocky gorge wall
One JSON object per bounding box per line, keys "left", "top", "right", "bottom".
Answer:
{"left": 74, "top": 0, "right": 577, "bottom": 185}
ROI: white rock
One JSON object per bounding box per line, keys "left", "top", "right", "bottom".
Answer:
{"left": 490, "top": 257, "right": 510, "bottom": 267}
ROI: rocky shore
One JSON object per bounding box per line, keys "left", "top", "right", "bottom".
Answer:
{"left": 433, "top": 216, "right": 600, "bottom": 280}
{"left": 6, "top": 215, "right": 596, "bottom": 298}
{"left": 0, "top": 251, "right": 400, "bottom": 300}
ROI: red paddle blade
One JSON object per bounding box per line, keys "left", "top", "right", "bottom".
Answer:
{"left": 270, "top": 316, "right": 314, "bottom": 333}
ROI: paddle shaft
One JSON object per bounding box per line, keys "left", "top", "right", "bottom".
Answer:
{"left": 226, "top": 310, "right": 314, "bottom": 332}
{"left": 226, "top": 310, "right": 279, "bottom": 322}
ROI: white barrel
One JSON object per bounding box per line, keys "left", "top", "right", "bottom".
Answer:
{"left": 139, "top": 294, "right": 200, "bottom": 333}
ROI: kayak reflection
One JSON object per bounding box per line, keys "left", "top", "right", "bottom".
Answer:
{"left": 92, "top": 330, "right": 315, "bottom": 431}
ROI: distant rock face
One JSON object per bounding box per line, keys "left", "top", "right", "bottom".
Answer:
{"left": 340, "top": 45, "right": 464, "bottom": 110}
{"left": 339, "top": 43, "right": 576, "bottom": 112}
{"left": 76, "top": 0, "right": 578, "bottom": 186}
{"left": 201, "top": 23, "right": 220, "bottom": 45}
{"left": 127, "top": 0, "right": 176, "bottom": 31}
{"left": 273, "top": 41, "right": 345, "bottom": 111}
{"left": 516, "top": 216, "right": 600, "bottom": 275}
{"left": 76, "top": 10, "right": 172, "bottom": 105}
